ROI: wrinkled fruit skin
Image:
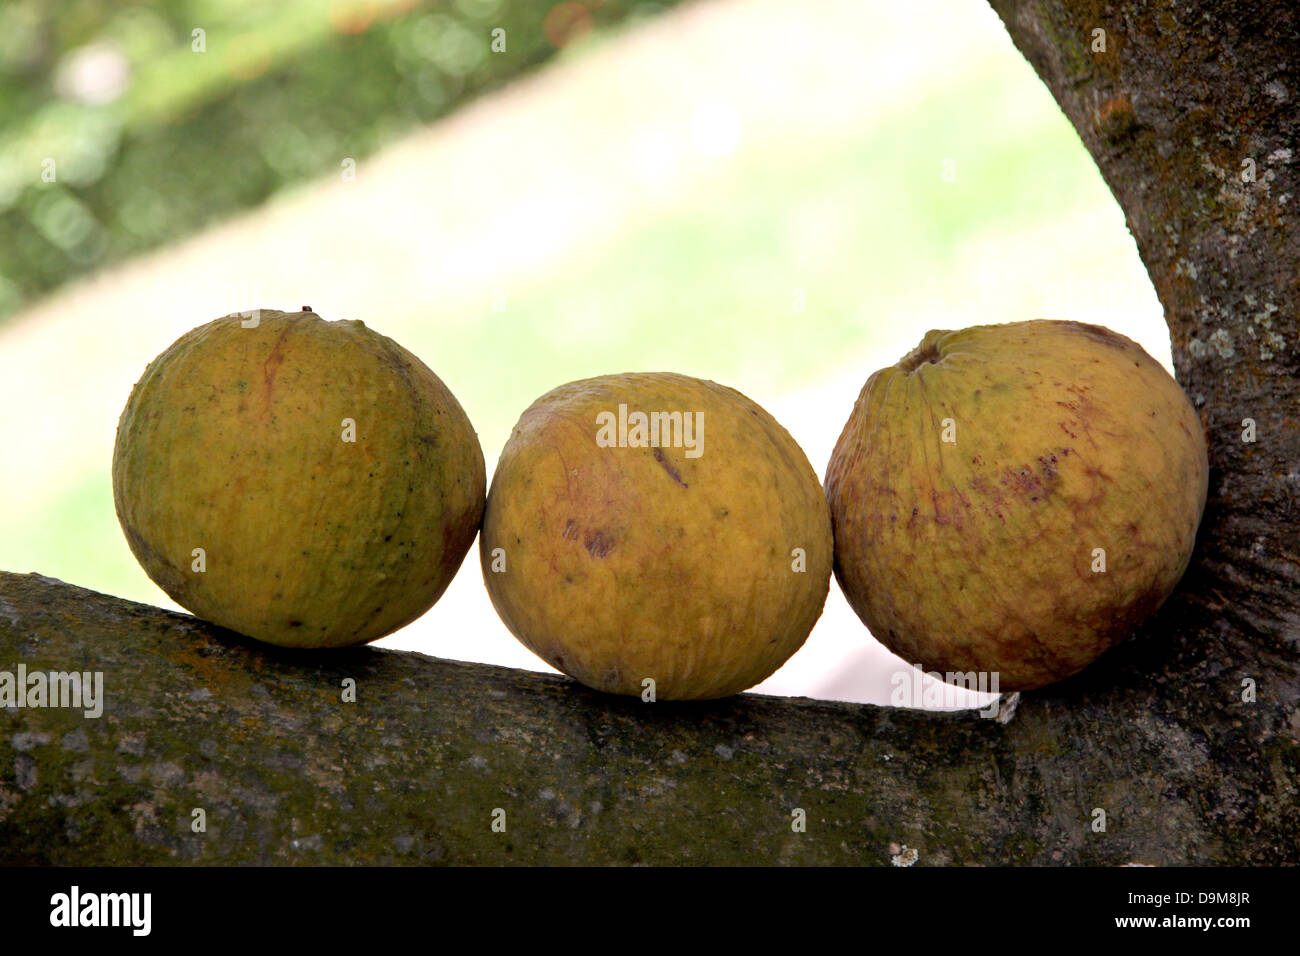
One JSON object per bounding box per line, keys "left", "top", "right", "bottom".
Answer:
{"left": 825, "top": 319, "right": 1208, "bottom": 691}
{"left": 480, "top": 372, "right": 833, "bottom": 700}
{"left": 113, "top": 309, "right": 486, "bottom": 648}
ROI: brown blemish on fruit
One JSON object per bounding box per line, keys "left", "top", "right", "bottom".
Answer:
{"left": 376, "top": 337, "right": 417, "bottom": 391}
{"left": 563, "top": 519, "right": 578, "bottom": 540}
{"left": 968, "top": 475, "right": 1009, "bottom": 522}
{"left": 931, "top": 489, "right": 953, "bottom": 526}
{"left": 998, "top": 458, "right": 1062, "bottom": 501}
{"left": 1067, "top": 321, "right": 1128, "bottom": 349}
{"left": 261, "top": 324, "right": 294, "bottom": 407}
{"left": 1082, "top": 462, "right": 1116, "bottom": 483}
{"left": 584, "top": 530, "right": 615, "bottom": 558}
{"left": 652, "top": 447, "right": 688, "bottom": 488}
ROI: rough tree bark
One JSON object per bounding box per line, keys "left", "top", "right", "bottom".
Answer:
{"left": 2, "top": 1, "right": 1297, "bottom": 864}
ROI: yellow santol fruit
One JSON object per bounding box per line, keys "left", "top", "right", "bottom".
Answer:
{"left": 825, "top": 319, "right": 1208, "bottom": 691}
{"left": 112, "top": 308, "right": 486, "bottom": 648}
{"left": 481, "top": 372, "right": 833, "bottom": 700}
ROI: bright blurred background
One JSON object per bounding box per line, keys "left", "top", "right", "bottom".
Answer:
{"left": 0, "top": 0, "right": 1168, "bottom": 707}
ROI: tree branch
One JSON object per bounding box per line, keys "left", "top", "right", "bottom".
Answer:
{"left": 1, "top": 571, "right": 1294, "bottom": 864}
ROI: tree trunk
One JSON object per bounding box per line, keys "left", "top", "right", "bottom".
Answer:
{"left": 2, "top": 0, "right": 1297, "bottom": 864}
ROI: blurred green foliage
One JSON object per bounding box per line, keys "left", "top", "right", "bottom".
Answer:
{"left": 0, "top": 0, "right": 673, "bottom": 321}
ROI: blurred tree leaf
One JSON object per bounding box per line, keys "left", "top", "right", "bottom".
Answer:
{"left": 0, "top": 0, "right": 678, "bottom": 323}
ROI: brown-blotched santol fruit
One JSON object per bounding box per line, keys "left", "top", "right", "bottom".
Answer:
{"left": 113, "top": 308, "right": 486, "bottom": 648}
{"left": 480, "top": 372, "right": 833, "bottom": 699}
{"left": 825, "top": 319, "right": 1208, "bottom": 691}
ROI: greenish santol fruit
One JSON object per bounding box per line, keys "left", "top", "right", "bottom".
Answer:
{"left": 112, "top": 308, "right": 486, "bottom": 649}
{"left": 825, "top": 319, "right": 1209, "bottom": 691}
{"left": 480, "top": 372, "right": 833, "bottom": 699}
